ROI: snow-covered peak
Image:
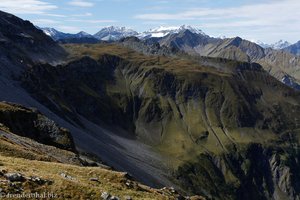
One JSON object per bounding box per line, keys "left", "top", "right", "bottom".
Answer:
{"left": 100, "top": 26, "right": 135, "bottom": 33}
{"left": 40, "top": 27, "right": 74, "bottom": 41}
{"left": 139, "top": 25, "right": 207, "bottom": 39}
{"left": 254, "top": 40, "right": 270, "bottom": 48}
{"left": 178, "top": 25, "right": 206, "bottom": 35}
{"left": 94, "top": 26, "right": 138, "bottom": 41}
{"left": 255, "top": 39, "right": 291, "bottom": 49}
{"left": 42, "top": 27, "right": 60, "bottom": 37}
{"left": 77, "top": 31, "right": 90, "bottom": 36}
{"left": 271, "top": 40, "right": 291, "bottom": 49}
{"left": 218, "top": 35, "right": 227, "bottom": 40}
{"left": 40, "top": 28, "right": 96, "bottom": 41}
{"left": 76, "top": 31, "right": 93, "bottom": 38}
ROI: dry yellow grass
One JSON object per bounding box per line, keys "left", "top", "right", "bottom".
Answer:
{"left": 0, "top": 155, "right": 183, "bottom": 200}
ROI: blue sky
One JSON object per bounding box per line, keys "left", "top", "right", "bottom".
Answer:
{"left": 0, "top": 0, "right": 299, "bottom": 43}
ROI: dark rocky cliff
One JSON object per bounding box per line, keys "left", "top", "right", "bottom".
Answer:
{"left": 0, "top": 102, "right": 75, "bottom": 151}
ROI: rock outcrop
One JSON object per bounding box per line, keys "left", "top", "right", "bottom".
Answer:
{"left": 0, "top": 102, "right": 75, "bottom": 151}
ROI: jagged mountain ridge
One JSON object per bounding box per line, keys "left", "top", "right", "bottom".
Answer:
{"left": 41, "top": 27, "right": 95, "bottom": 41}
{"left": 94, "top": 26, "right": 138, "bottom": 41}
{"left": 139, "top": 25, "right": 207, "bottom": 39}
{"left": 42, "top": 25, "right": 207, "bottom": 42}
{"left": 42, "top": 27, "right": 73, "bottom": 40}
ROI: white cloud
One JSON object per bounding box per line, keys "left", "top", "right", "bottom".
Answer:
{"left": 67, "top": 19, "right": 117, "bottom": 23}
{"left": 135, "top": 0, "right": 300, "bottom": 26}
{"left": 0, "top": 0, "right": 57, "bottom": 14}
{"left": 71, "top": 12, "right": 93, "bottom": 17}
{"left": 43, "top": 13, "right": 66, "bottom": 18}
{"left": 142, "top": 21, "right": 167, "bottom": 25}
{"left": 56, "top": 25, "right": 81, "bottom": 33}
{"left": 68, "top": 0, "right": 94, "bottom": 7}
{"left": 31, "top": 19, "right": 61, "bottom": 25}
{"left": 138, "top": 1, "right": 298, "bottom": 20}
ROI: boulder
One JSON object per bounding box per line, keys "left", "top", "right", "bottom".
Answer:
{"left": 124, "top": 196, "right": 132, "bottom": 200}
{"left": 89, "top": 177, "right": 99, "bottom": 182}
{"left": 4, "top": 173, "right": 24, "bottom": 182}
{"left": 101, "top": 192, "right": 111, "bottom": 200}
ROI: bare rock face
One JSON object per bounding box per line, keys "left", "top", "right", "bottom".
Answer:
{"left": 0, "top": 102, "right": 75, "bottom": 151}
{"left": 101, "top": 192, "right": 111, "bottom": 200}
{"left": 269, "top": 154, "right": 300, "bottom": 200}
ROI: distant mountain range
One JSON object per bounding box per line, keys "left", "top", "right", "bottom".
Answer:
{"left": 41, "top": 25, "right": 299, "bottom": 52}
{"left": 42, "top": 27, "right": 94, "bottom": 41}
{"left": 40, "top": 25, "right": 206, "bottom": 41}
{"left": 40, "top": 25, "right": 300, "bottom": 91}
{"left": 41, "top": 25, "right": 208, "bottom": 41}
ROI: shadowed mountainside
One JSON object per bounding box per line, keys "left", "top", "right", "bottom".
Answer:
{"left": 0, "top": 11, "right": 66, "bottom": 64}
{"left": 20, "top": 43, "right": 300, "bottom": 199}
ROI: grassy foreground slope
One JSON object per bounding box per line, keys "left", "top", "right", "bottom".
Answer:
{"left": 0, "top": 155, "right": 189, "bottom": 200}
